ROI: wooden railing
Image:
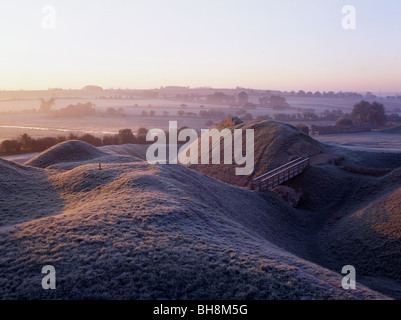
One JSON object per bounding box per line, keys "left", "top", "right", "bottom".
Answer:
{"left": 251, "top": 157, "right": 309, "bottom": 191}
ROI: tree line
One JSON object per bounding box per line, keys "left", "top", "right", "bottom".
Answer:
{"left": 0, "top": 128, "right": 151, "bottom": 155}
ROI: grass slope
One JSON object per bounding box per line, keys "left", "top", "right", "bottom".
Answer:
{"left": 3, "top": 129, "right": 401, "bottom": 300}
{"left": 0, "top": 156, "right": 387, "bottom": 299}
{"left": 284, "top": 163, "right": 401, "bottom": 298}
{"left": 325, "top": 186, "right": 401, "bottom": 298}
{"left": 186, "top": 121, "right": 325, "bottom": 187}
{"left": 26, "top": 140, "right": 108, "bottom": 168}
{"left": 0, "top": 158, "right": 63, "bottom": 227}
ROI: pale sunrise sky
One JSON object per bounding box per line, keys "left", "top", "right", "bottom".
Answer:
{"left": 0, "top": 0, "right": 400, "bottom": 92}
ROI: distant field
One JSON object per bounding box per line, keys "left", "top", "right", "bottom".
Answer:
{"left": 285, "top": 97, "right": 358, "bottom": 112}
{"left": 1, "top": 96, "right": 400, "bottom": 148}
{"left": 0, "top": 112, "right": 218, "bottom": 143}
{"left": 0, "top": 98, "right": 230, "bottom": 143}
{"left": 0, "top": 98, "right": 219, "bottom": 112}
{"left": 314, "top": 131, "right": 401, "bottom": 152}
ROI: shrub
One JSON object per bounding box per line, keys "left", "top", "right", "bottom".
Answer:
{"left": 295, "top": 123, "right": 309, "bottom": 135}
{"left": 136, "top": 134, "right": 149, "bottom": 145}
{"left": 137, "top": 127, "right": 149, "bottom": 135}
{"left": 79, "top": 134, "right": 102, "bottom": 147}
{"left": 118, "top": 129, "right": 136, "bottom": 144}
{"left": 19, "top": 133, "right": 35, "bottom": 151}
{"left": 34, "top": 137, "right": 58, "bottom": 151}
{"left": 0, "top": 139, "right": 22, "bottom": 154}
{"left": 335, "top": 118, "right": 353, "bottom": 126}
{"left": 107, "top": 107, "right": 117, "bottom": 114}
{"left": 103, "top": 135, "right": 119, "bottom": 146}
{"left": 52, "top": 102, "right": 96, "bottom": 118}
{"left": 351, "top": 100, "right": 386, "bottom": 126}
{"left": 199, "top": 109, "right": 225, "bottom": 118}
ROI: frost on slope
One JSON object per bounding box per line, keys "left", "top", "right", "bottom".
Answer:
{"left": 0, "top": 160, "right": 388, "bottom": 299}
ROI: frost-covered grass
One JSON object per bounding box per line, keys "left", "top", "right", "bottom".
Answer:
{"left": 326, "top": 187, "right": 401, "bottom": 298}
{"left": 2, "top": 128, "right": 401, "bottom": 300}
{"left": 0, "top": 154, "right": 388, "bottom": 300}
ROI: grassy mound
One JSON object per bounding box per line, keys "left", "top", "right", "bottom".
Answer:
{"left": 281, "top": 163, "right": 401, "bottom": 298}
{"left": 325, "top": 186, "right": 401, "bottom": 298}
{"left": 26, "top": 140, "right": 108, "bottom": 168}
{"left": 185, "top": 120, "right": 325, "bottom": 187}
{"left": 0, "top": 158, "right": 63, "bottom": 227}
{"left": 0, "top": 160, "right": 387, "bottom": 299}
{"left": 287, "top": 165, "right": 401, "bottom": 213}
{"left": 3, "top": 126, "right": 401, "bottom": 299}
{"left": 0, "top": 157, "right": 36, "bottom": 176}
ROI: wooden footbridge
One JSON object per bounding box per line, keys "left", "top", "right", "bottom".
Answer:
{"left": 251, "top": 157, "right": 309, "bottom": 191}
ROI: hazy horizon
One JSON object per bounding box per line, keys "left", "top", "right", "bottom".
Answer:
{"left": 1, "top": 0, "right": 401, "bottom": 92}
{"left": 1, "top": 86, "right": 400, "bottom": 96}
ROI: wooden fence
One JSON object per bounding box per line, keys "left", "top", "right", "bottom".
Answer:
{"left": 251, "top": 157, "right": 309, "bottom": 191}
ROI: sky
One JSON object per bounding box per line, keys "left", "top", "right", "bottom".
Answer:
{"left": 0, "top": 0, "right": 400, "bottom": 93}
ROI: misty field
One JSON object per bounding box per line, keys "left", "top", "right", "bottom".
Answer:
{"left": 3, "top": 95, "right": 396, "bottom": 144}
